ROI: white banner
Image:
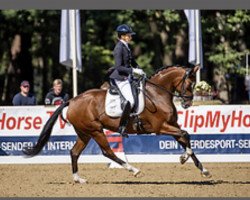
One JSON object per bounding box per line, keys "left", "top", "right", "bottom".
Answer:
{"left": 177, "top": 105, "right": 250, "bottom": 134}
{"left": 0, "top": 106, "right": 74, "bottom": 136}
{"left": 1, "top": 105, "right": 250, "bottom": 136}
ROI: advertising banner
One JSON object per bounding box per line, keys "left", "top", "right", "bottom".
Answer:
{"left": 0, "top": 105, "right": 250, "bottom": 162}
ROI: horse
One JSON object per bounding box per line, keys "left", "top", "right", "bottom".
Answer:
{"left": 23, "top": 65, "right": 211, "bottom": 183}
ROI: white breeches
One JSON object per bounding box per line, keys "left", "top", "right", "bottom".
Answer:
{"left": 114, "top": 79, "right": 135, "bottom": 108}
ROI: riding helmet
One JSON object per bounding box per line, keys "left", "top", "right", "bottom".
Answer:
{"left": 116, "top": 24, "right": 136, "bottom": 36}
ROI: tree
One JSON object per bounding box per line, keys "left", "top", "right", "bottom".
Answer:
{"left": 202, "top": 10, "right": 250, "bottom": 103}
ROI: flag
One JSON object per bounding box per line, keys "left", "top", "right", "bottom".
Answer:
{"left": 60, "top": 10, "right": 82, "bottom": 72}
{"left": 184, "top": 10, "right": 203, "bottom": 68}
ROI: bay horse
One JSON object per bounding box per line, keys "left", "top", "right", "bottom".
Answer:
{"left": 23, "top": 65, "right": 211, "bottom": 183}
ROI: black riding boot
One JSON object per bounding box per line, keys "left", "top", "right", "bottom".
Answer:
{"left": 118, "top": 101, "right": 132, "bottom": 138}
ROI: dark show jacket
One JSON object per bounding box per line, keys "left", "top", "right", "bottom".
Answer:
{"left": 109, "top": 40, "right": 138, "bottom": 81}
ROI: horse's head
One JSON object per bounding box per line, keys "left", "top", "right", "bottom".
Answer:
{"left": 149, "top": 65, "right": 199, "bottom": 109}
{"left": 174, "top": 66, "right": 200, "bottom": 109}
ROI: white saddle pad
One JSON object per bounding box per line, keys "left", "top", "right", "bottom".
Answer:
{"left": 105, "top": 82, "right": 145, "bottom": 117}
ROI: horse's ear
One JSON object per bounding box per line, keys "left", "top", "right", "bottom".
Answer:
{"left": 192, "top": 65, "right": 200, "bottom": 74}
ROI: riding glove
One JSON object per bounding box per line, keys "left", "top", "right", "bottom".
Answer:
{"left": 133, "top": 68, "right": 145, "bottom": 76}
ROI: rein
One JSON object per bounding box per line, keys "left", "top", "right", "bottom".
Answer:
{"left": 144, "top": 69, "right": 193, "bottom": 100}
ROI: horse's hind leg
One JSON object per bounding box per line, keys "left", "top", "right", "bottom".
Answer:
{"left": 91, "top": 130, "right": 140, "bottom": 176}
{"left": 190, "top": 152, "right": 211, "bottom": 177}
{"left": 70, "top": 134, "right": 91, "bottom": 183}
{"left": 174, "top": 130, "right": 211, "bottom": 178}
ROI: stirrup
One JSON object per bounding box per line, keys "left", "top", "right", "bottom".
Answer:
{"left": 118, "top": 126, "right": 129, "bottom": 138}
{"left": 133, "top": 115, "right": 145, "bottom": 132}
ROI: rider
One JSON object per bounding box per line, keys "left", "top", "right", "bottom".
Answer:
{"left": 109, "top": 24, "right": 145, "bottom": 137}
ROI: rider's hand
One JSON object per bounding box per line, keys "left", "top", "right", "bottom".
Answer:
{"left": 133, "top": 68, "right": 145, "bottom": 76}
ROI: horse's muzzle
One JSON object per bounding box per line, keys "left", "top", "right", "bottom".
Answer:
{"left": 181, "top": 99, "right": 193, "bottom": 109}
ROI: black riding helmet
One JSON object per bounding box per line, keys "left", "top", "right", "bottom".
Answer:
{"left": 116, "top": 24, "right": 136, "bottom": 38}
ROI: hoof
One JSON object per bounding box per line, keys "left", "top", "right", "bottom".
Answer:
{"left": 180, "top": 154, "right": 189, "bottom": 165}
{"left": 133, "top": 169, "right": 141, "bottom": 177}
{"left": 73, "top": 175, "right": 88, "bottom": 184}
{"left": 74, "top": 178, "right": 87, "bottom": 184}
{"left": 134, "top": 171, "right": 144, "bottom": 178}
{"left": 201, "top": 170, "right": 212, "bottom": 178}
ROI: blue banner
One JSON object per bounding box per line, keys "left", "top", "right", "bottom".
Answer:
{"left": 124, "top": 134, "right": 250, "bottom": 154}
{"left": 0, "top": 134, "right": 250, "bottom": 156}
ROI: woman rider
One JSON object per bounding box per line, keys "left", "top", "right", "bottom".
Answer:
{"left": 109, "top": 24, "right": 145, "bottom": 137}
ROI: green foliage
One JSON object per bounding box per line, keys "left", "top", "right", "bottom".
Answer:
{"left": 208, "top": 45, "right": 246, "bottom": 73}
{"left": 136, "top": 51, "right": 154, "bottom": 75}
{"left": 204, "top": 10, "right": 250, "bottom": 76}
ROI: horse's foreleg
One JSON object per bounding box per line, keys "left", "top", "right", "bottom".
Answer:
{"left": 175, "top": 131, "right": 193, "bottom": 164}
{"left": 70, "top": 134, "right": 91, "bottom": 184}
{"left": 174, "top": 131, "right": 211, "bottom": 178}
{"left": 159, "top": 124, "right": 194, "bottom": 165}
{"left": 91, "top": 131, "right": 140, "bottom": 176}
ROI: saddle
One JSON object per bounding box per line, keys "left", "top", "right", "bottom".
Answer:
{"left": 105, "top": 78, "right": 145, "bottom": 118}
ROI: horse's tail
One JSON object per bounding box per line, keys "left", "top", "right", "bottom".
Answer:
{"left": 23, "top": 101, "right": 70, "bottom": 156}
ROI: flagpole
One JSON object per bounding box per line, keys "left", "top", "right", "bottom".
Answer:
{"left": 70, "top": 10, "right": 78, "bottom": 97}
{"left": 195, "top": 10, "right": 201, "bottom": 83}
{"left": 246, "top": 52, "right": 249, "bottom": 76}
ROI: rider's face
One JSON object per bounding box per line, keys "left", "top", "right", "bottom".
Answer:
{"left": 122, "top": 34, "right": 132, "bottom": 43}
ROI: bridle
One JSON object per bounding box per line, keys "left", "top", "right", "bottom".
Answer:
{"left": 173, "top": 68, "right": 194, "bottom": 100}
{"left": 144, "top": 68, "right": 194, "bottom": 101}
